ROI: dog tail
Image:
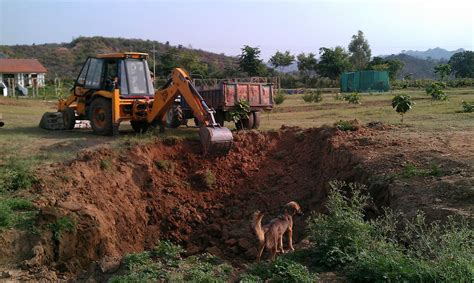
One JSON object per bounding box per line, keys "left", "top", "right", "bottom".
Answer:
{"left": 252, "top": 211, "right": 265, "bottom": 244}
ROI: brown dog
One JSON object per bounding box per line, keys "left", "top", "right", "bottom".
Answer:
{"left": 252, "top": 201, "right": 303, "bottom": 261}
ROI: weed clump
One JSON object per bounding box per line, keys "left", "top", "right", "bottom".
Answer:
{"left": 274, "top": 91, "right": 287, "bottom": 105}
{"left": 461, "top": 100, "right": 474, "bottom": 113}
{"left": 193, "top": 170, "right": 216, "bottom": 190}
{"left": 334, "top": 119, "right": 360, "bottom": 131}
{"left": 49, "top": 216, "right": 76, "bottom": 241}
{"left": 99, "top": 158, "right": 113, "bottom": 171}
{"left": 343, "top": 92, "right": 362, "bottom": 104}
{"left": 302, "top": 89, "right": 323, "bottom": 103}
{"left": 154, "top": 160, "right": 174, "bottom": 172}
{"left": 0, "top": 161, "right": 36, "bottom": 192}
{"left": 306, "top": 180, "right": 473, "bottom": 282}
{"left": 242, "top": 256, "right": 317, "bottom": 283}
{"left": 110, "top": 241, "right": 233, "bottom": 282}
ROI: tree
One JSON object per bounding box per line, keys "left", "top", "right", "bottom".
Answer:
{"left": 392, "top": 95, "right": 414, "bottom": 123}
{"left": 448, "top": 51, "right": 474, "bottom": 78}
{"left": 348, "top": 30, "right": 372, "bottom": 70}
{"left": 317, "top": 47, "right": 351, "bottom": 81}
{"left": 434, "top": 64, "right": 452, "bottom": 81}
{"left": 296, "top": 53, "right": 317, "bottom": 77}
{"left": 158, "top": 48, "right": 179, "bottom": 76}
{"left": 180, "top": 51, "right": 208, "bottom": 76}
{"left": 368, "top": 57, "right": 404, "bottom": 81}
{"left": 239, "top": 45, "right": 266, "bottom": 76}
{"left": 270, "top": 50, "right": 295, "bottom": 73}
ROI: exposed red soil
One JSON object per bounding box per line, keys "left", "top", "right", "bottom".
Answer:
{"left": 7, "top": 124, "right": 472, "bottom": 279}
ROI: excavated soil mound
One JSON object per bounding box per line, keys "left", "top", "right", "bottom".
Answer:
{"left": 23, "top": 124, "right": 472, "bottom": 276}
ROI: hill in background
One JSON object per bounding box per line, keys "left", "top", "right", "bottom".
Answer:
{"left": 401, "top": 47, "right": 465, "bottom": 60}
{"left": 0, "top": 36, "right": 238, "bottom": 80}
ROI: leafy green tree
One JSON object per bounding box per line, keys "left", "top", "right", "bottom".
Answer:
{"left": 367, "top": 57, "right": 404, "bottom": 81}
{"left": 426, "top": 82, "right": 448, "bottom": 101}
{"left": 392, "top": 94, "right": 414, "bottom": 123}
{"left": 238, "top": 45, "right": 266, "bottom": 76}
{"left": 448, "top": 51, "right": 474, "bottom": 78}
{"left": 179, "top": 51, "right": 208, "bottom": 76}
{"left": 296, "top": 53, "right": 317, "bottom": 77}
{"left": 270, "top": 50, "right": 295, "bottom": 73}
{"left": 317, "top": 47, "right": 351, "bottom": 81}
{"left": 348, "top": 30, "right": 372, "bottom": 70}
{"left": 434, "top": 64, "right": 452, "bottom": 81}
{"left": 158, "top": 48, "right": 179, "bottom": 76}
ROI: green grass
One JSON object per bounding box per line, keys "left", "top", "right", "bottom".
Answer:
{"left": 109, "top": 240, "right": 233, "bottom": 283}
{"left": 261, "top": 88, "right": 474, "bottom": 131}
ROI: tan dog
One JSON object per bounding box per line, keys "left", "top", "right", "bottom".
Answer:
{"left": 252, "top": 201, "right": 303, "bottom": 261}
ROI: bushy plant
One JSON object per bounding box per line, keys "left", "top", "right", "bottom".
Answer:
{"left": 302, "top": 89, "right": 323, "bottom": 103}
{"left": 0, "top": 203, "right": 13, "bottom": 228}
{"left": 334, "top": 120, "right": 357, "bottom": 131}
{"left": 392, "top": 94, "right": 415, "bottom": 123}
{"left": 229, "top": 99, "right": 250, "bottom": 129}
{"left": 307, "top": 180, "right": 473, "bottom": 282}
{"left": 274, "top": 90, "right": 287, "bottom": 105}
{"left": 461, "top": 100, "right": 474, "bottom": 113}
{"left": 0, "top": 161, "right": 36, "bottom": 192}
{"left": 49, "top": 216, "right": 76, "bottom": 241}
{"left": 343, "top": 92, "right": 362, "bottom": 104}
{"left": 153, "top": 240, "right": 184, "bottom": 265}
{"left": 426, "top": 82, "right": 448, "bottom": 101}
{"left": 243, "top": 257, "right": 317, "bottom": 283}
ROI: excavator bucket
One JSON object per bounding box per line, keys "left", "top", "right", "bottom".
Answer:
{"left": 199, "top": 126, "right": 233, "bottom": 156}
{"left": 39, "top": 112, "right": 65, "bottom": 130}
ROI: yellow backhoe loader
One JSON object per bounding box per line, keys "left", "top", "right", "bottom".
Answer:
{"left": 39, "top": 52, "right": 232, "bottom": 155}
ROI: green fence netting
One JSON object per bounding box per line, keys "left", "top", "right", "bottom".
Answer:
{"left": 340, "top": 70, "right": 390, "bottom": 92}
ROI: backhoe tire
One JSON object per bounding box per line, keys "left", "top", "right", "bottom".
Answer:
{"left": 131, "top": 121, "right": 149, "bottom": 134}
{"left": 62, "top": 107, "right": 76, "bottom": 130}
{"left": 90, "top": 97, "right": 113, "bottom": 136}
{"left": 165, "top": 104, "right": 183, "bottom": 128}
{"left": 252, "top": 111, "right": 261, "bottom": 129}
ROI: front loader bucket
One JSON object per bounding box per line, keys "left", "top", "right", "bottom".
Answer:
{"left": 39, "top": 112, "right": 65, "bottom": 130}
{"left": 199, "top": 126, "right": 233, "bottom": 156}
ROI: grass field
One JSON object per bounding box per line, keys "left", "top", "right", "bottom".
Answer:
{"left": 0, "top": 88, "right": 473, "bottom": 167}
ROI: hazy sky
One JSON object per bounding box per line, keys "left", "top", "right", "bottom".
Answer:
{"left": 1, "top": 0, "right": 473, "bottom": 60}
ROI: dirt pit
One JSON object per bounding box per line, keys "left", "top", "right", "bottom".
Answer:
{"left": 9, "top": 124, "right": 473, "bottom": 279}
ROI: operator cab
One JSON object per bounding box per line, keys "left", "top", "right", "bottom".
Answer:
{"left": 74, "top": 53, "right": 155, "bottom": 98}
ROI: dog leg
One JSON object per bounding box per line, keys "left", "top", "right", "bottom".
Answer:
{"left": 279, "top": 235, "right": 285, "bottom": 253}
{"left": 271, "top": 241, "right": 278, "bottom": 261}
{"left": 288, "top": 228, "right": 295, "bottom": 251}
{"left": 256, "top": 242, "right": 265, "bottom": 262}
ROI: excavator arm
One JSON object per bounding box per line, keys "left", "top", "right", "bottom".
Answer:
{"left": 147, "top": 68, "right": 233, "bottom": 155}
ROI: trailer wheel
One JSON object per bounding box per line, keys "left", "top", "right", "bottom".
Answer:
{"left": 166, "top": 104, "right": 183, "bottom": 128}
{"left": 252, "top": 111, "right": 261, "bottom": 129}
{"left": 90, "top": 97, "right": 113, "bottom": 135}
{"left": 235, "top": 112, "right": 254, "bottom": 130}
{"left": 62, "top": 107, "right": 76, "bottom": 130}
{"left": 131, "top": 121, "right": 149, "bottom": 134}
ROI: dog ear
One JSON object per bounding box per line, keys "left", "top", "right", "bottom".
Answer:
{"left": 284, "top": 202, "right": 297, "bottom": 214}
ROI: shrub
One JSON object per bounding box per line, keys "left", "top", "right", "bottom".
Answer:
{"left": 307, "top": 181, "right": 372, "bottom": 268}
{"left": 99, "top": 158, "right": 112, "bottom": 171}
{"left": 243, "top": 257, "right": 317, "bottom": 283}
{"left": 343, "top": 92, "right": 362, "bottom": 104}
{"left": 426, "top": 82, "right": 448, "bottom": 101}
{"left": 1, "top": 198, "right": 35, "bottom": 211}
{"left": 302, "top": 89, "right": 323, "bottom": 103}
{"left": 153, "top": 240, "right": 184, "bottom": 265}
{"left": 334, "top": 120, "right": 357, "bottom": 131}
{"left": 154, "top": 160, "right": 174, "bottom": 172}
{"left": 49, "top": 216, "right": 76, "bottom": 241}
{"left": 274, "top": 91, "right": 287, "bottom": 105}
{"left": 0, "top": 161, "right": 36, "bottom": 192}
{"left": 0, "top": 203, "right": 13, "bottom": 228}
{"left": 392, "top": 94, "right": 415, "bottom": 123}
{"left": 461, "top": 101, "right": 474, "bottom": 113}
{"left": 307, "top": 180, "right": 473, "bottom": 282}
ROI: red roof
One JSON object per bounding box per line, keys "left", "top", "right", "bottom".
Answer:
{"left": 0, "top": 59, "right": 47, "bottom": 73}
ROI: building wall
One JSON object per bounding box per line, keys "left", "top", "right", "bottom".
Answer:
{"left": 0, "top": 72, "right": 45, "bottom": 87}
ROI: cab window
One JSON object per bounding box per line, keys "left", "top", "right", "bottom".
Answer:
{"left": 76, "top": 58, "right": 90, "bottom": 86}
{"left": 85, "top": 58, "right": 104, "bottom": 89}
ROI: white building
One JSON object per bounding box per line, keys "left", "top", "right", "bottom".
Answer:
{"left": 0, "top": 58, "right": 47, "bottom": 88}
